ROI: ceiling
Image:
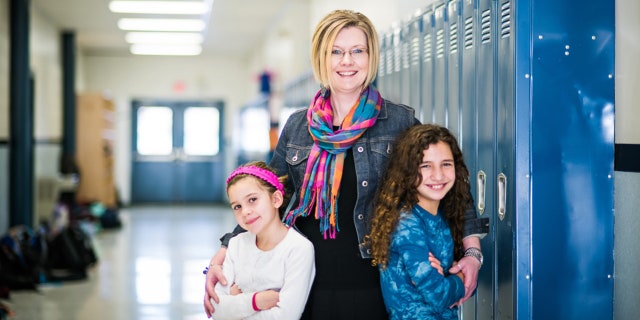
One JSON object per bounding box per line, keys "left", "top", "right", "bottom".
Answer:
{"left": 31, "top": 0, "right": 293, "bottom": 58}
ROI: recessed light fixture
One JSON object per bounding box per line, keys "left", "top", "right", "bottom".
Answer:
{"left": 130, "top": 44, "right": 203, "bottom": 56}
{"left": 125, "top": 32, "right": 204, "bottom": 45}
{"left": 118, "top": 18, "right": 206, "bottom": 32}
{"left": 109, "top": 1, "right": 209, "bottom": 15}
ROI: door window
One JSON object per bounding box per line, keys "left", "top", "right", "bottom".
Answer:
{"left": 136, "top": 106, "right": 173, "bottom": 155}
{"left": 184, "top": 107, "right": 220, "bottom": 156}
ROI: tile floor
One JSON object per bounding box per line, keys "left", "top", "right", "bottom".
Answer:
{"left": 2, "top": 205, "right": 237, "bottom": 320}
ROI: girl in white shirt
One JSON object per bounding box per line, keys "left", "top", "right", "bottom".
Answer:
{"left": 210, "top": 161, "right": 315, "bottom": 320}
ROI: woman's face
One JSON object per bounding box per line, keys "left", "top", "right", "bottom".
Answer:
{"left": 416, "top": 141, "right": 456, "bottom": 214}
{"left": 329, "top": 26, "right": 369, "bottom": 95}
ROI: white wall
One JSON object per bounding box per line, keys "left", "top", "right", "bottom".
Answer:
{"left": 616, "top": 0, "right": 640, "bottom": 144}
{"left": 83, "top": 55, "right": 251, "bottom": 203}
{"left": 31, "top": 5, "right": 63, "bottom": 141}
{"left": 614, "top": 0, "right": 640, "bottom": 318}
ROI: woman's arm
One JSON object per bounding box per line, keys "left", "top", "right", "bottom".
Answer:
{"left": 204, "top": 246, "right": 227, "bottom": 317}
{"left": 452, "top": 195, "right": 488, "bottom": 304}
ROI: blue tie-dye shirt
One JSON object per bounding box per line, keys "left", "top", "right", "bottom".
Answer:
{"left": 379, "top": 205, "right": 465, "bottom": 320}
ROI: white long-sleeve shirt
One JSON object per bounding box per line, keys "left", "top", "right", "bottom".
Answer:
{"left": 212, "top": 228, "right": 315, "bottom": 320}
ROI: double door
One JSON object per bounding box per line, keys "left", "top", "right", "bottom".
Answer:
{"left": 131, "top": 100, "right": 225, "bottom": 203}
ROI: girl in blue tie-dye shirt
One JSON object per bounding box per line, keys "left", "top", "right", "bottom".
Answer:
{"left": 366, "top": 124, "right": 473, "bottom": 320}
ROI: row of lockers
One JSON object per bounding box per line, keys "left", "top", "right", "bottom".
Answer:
{"left": 282, "top": 0, "right": 616, "bottom": 318}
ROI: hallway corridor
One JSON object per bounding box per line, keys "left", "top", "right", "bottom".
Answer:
{"left": 4, "top": 205, "right": 237, "bottom": 320}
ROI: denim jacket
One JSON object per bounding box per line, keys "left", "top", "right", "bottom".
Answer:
{"left": 221, "top": 99, "right": 489, "bottom": 258}
{"left": 267, "top": 99, "right": 417, "bottom": 258}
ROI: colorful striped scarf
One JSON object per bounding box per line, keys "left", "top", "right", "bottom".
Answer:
{"left": 284, "top": 86, "right": 382, "bottom": 239}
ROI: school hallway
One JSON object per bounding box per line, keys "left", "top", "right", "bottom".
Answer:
{"left": 3, "top": 205, "right": 237, "bottom": 320}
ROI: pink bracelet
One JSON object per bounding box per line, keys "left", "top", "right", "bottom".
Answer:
{"left": 252, "top": 292, "right": 260, "bottom": 311}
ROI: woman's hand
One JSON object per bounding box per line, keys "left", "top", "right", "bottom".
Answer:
{"left": 449, "top": 236, "right": 482, "bottom": 306}
{"left": 204, "top": 248, "right": 228, "bottom": 318}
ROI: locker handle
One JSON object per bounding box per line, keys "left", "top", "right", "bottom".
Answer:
{"left": 497, "top": 173, "right": 507, "bottom": 221}
{"left": 477, "top": 171, "right": 486, "bottom": 215}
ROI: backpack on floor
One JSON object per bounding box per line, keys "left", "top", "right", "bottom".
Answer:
{"left": 46, "top": 224, "right": 98, "bottom": 280}
{"left": 0, "top": 226, "right": 44, "bottom": 291}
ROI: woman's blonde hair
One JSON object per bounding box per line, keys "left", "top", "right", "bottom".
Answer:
{"left": 311, "top": 10, "right": 380, "bottom": 91}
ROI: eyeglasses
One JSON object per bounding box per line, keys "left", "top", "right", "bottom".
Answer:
{"left": 331, "top": 47, "right": 368, "bottom": 60}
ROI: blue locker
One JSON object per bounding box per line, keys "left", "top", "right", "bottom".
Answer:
{"left": 378, "top": 32, "right": 390, "bottom": 96}
{"left": 390, "top": 28, "right": 403, "bottom": 103}
{"left": 399, "top": 23, "right": 412, "bottom": 106}
{"left": 433, "top": 3, "right": 447, "bottom": 126}
{"left": 447, "top": 0, "right": 462, "bottom": 140}
{"left": 528, "top": 0, "right": 615, "bottom": 318}
{"left": 459, "top": 1, "right": 479, "bottom": 318}
{"left": 460, "top": 0, "right": 477, "bottom": 177}
{"left": 495, "top": 0, "right": 515, "bottom": 319}
{"left": 382, "top": 31, "right": 398, "bottom": 102}
{"left": 474, "top": 0, "right": 496, "bottom": 318}
{"left": 420, "top": 9, "right": 435, "bottom": 122}
{"left": 406, "top": 15, "right": 423, "bottom": 114}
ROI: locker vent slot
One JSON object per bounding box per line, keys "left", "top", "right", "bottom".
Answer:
{"left": 402, "top": 40, "right": 410, "bottom": 70}
{"left": 393, "top": 35, "right": 401, "bottom": 73}
{"left": 411, "top": 36, "right": 421, "bottom": 67}
{"left": 464, "top": 16, "right": 473, "bottom": 49}
{"left": 501, "top": 1, "right": 512, "bottom": 38}
{"left": 379, "top": 47, "right": 386, "bottom": 77}
{"left": 386, "top": 46, "right": 394, "bottom": 76}
{"left": 436, "top": 28, "right": 445, "bottom": 58}
{"left": 481, "top": 9, "right": 491, "bottom": 44}
{"left": 424, "top": 34, "right": 432, "bottom": 62}
{"left": 449, "top": 22, "right": 458, "bottom": 54}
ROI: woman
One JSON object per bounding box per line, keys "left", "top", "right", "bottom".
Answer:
{"left": 204, "top": 10, "right": 487, "bottom": 319}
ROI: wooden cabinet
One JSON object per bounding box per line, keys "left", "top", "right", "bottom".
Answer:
{"left": 75, "top": 93, "right": 116, "bottom": 207}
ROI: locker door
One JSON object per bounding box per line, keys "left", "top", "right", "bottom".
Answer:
{"left": 390, "top": 28, "right": 403, "bottom": 103}
{"left": 399, "top": 24, "right": 412, "bottom": 106}
{"left": 447, "top": 0, "right": 462, "bottom": 138}
{"left": 420, "top": 9, "right": 435, "bottom": 122}
{"left": 407, "top": 16, "right": 423, "bottom": 114}
{"left": 475, "top": 0, "right": 496, "bottom": 318}
{"left": 377, "top": 33, "right": 388, "bottom": 96}
{"left": 433, "top": 3, "right": 447, "bottom": 126}
{"left": 459, "top": 1, "right": 478, "bottom": 319}
{"left": 496, "top": 0, "right": 515, "bottom": 318}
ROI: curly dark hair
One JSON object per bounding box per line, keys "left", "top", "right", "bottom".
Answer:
{"left": 226, "top": 161, "right": 291, "bottom": 218}
{"left": 366, "top": 124, "right": 471, "bottom": 268}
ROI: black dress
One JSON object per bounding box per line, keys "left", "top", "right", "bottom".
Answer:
{"left": 297, "top": 149, "right": 388, "bottom": 320}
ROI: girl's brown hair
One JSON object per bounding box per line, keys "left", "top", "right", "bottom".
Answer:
{"left": 366, "top": 124, "right": 471, "bottom": 268}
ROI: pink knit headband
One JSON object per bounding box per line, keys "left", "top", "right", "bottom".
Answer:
{"left": 226, "top": 166, "right": 285, "bottom": 194}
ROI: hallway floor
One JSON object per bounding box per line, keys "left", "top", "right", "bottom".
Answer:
{"left": 3, "top": 205, "right": 238, "bottom": 320}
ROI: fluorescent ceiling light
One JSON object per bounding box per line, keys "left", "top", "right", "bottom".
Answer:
{"left": 126, "top": 32, "right": 203, "bottom": 44}
{"left": 118, "top": 18, "right": 206, "bottom": 32}
{"left": 109, "top": 1, "right": 209, "bottom": 15}
{"left": 130, "top": 44, "right": 203, "bottom": 56}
